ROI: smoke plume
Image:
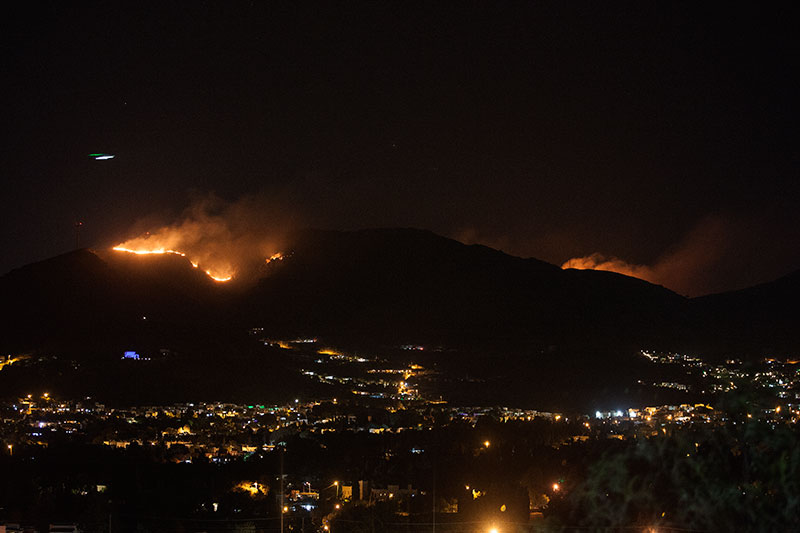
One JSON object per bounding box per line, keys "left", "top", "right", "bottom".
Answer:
{"left": 562, "top": 216, "right": 735, "bottom": 297}
{"left": 112, "top": 193, "right": 300, "bottom": 282}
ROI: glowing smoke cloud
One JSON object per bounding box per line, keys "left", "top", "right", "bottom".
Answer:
{"left": 561, "top": 216, "right": 733, "bottom": 297}
{"left": 562, "top": 253, "right": 657, "bottom": 283}
{"left": 112, "top": 193, "right": 295, "bottom": 283}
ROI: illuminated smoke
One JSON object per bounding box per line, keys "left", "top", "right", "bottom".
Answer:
{"left": 561, "top": 216, "right": 732, "bottom": 296}
{"left": 112, "top": 193, "right": 296, "bottom": 282}
{"left": 562, "top": 253, "right": 658, "bottom": 283}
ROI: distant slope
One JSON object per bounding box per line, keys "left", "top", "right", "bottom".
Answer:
{"left": 0, "top": 249, "right": 226, "bottom": 354}
{"left": 0, "top": 229, "right": 796, "bottom": 406}
{"left": 0, "top": 229, "right": 696, "bottom": 353}
{"left": 245, "top": 228, "right": 685, "bottom": 347}
{"left": 686, "top": 269, "right": 800, "bottom": 358}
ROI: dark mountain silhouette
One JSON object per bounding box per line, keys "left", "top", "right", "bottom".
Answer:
{"left": 0, "top": 228, "right": 796, "bottom": 405}
{"left": 247, "top": 228, "right": 686, "bottom": 348}
{"left": 0, "top": 248, "right": 224, "bottom": 354}
{"left": 684, "top": 269, "right": 799, "bottom": 358}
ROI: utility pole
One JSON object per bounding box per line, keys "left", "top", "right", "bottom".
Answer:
{"left": 432, "top": 426, "right": 438, "bottom": 533}
{"left": 432, "top": 464, "right": 436, "bottom": 533}
{"left": 280, "top": 446, "right": 285, "bottom": 533}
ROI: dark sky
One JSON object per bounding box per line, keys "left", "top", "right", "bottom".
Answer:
{"left": 2, "top": 2, "right": 798, "bottom": 296}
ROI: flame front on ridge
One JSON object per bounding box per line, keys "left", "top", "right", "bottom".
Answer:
{"left": 111, "top": 246, "right": 234, "bottom": 282}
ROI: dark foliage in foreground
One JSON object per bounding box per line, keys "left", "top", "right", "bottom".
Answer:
{"left": 548, "top": 421, "right": 800, "bottom": 532}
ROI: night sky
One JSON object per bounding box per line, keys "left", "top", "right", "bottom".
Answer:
{"left": 2, "top": 2, "right": 798, "bottom": 296}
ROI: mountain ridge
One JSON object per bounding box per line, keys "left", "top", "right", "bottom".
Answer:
{"left": 1, "top": 227, "right": 796, "bottom": 360}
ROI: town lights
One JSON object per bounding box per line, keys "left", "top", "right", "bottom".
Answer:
{"left": 484, "top": 440, "right": 490, "bottom": 448}
{"left": 488, "top": 527, "right": 500, "bottom": 533}
{"left": 552, "top": 483, "right": 560, "bottom": 492}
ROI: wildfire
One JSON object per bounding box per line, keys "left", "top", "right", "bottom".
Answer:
{"left": 112, "top": 246, "right": 186, "bottom": 257}
{"left": 112, "top": 245, "right": 235, "bottom": 283}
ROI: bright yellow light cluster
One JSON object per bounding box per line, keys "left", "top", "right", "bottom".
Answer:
{"left": 235, "top": 481, "right": 268, "bottom": 496}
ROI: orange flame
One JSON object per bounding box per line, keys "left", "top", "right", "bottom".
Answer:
{"left": 109, "top": 193, "right": 294, "bottom": 286}
{"left": 112, "top": 245, "right": 235, "bottom": 282}
{"left": 560, "top": 253, "right": 656, "bottom": 283}
{"left": 205, "top": 271, "right": 233, "bottom": 282}
{"left": 112, "top": 246, "right": 186, "bottom": 257}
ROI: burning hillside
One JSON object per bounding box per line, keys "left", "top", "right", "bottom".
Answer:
{"left": 111, "top": 244, "right": 234, "bottom": 282}
{"left": 110, "top": 194, "right": 292, "bottom": 283}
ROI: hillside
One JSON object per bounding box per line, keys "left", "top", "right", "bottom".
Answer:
{"left": 246, "top": 228, "right": 685, "bottom": 348}
{"left": 0, "top": 228, "right": 796, "bottom": 406}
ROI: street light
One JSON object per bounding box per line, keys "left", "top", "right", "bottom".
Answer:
{"left": 325, "top": 481, "right": 340, "bottom": 500}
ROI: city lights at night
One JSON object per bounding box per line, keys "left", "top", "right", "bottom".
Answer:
{"left": 1, "top": 2, "right": 799, "bottom": 532}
